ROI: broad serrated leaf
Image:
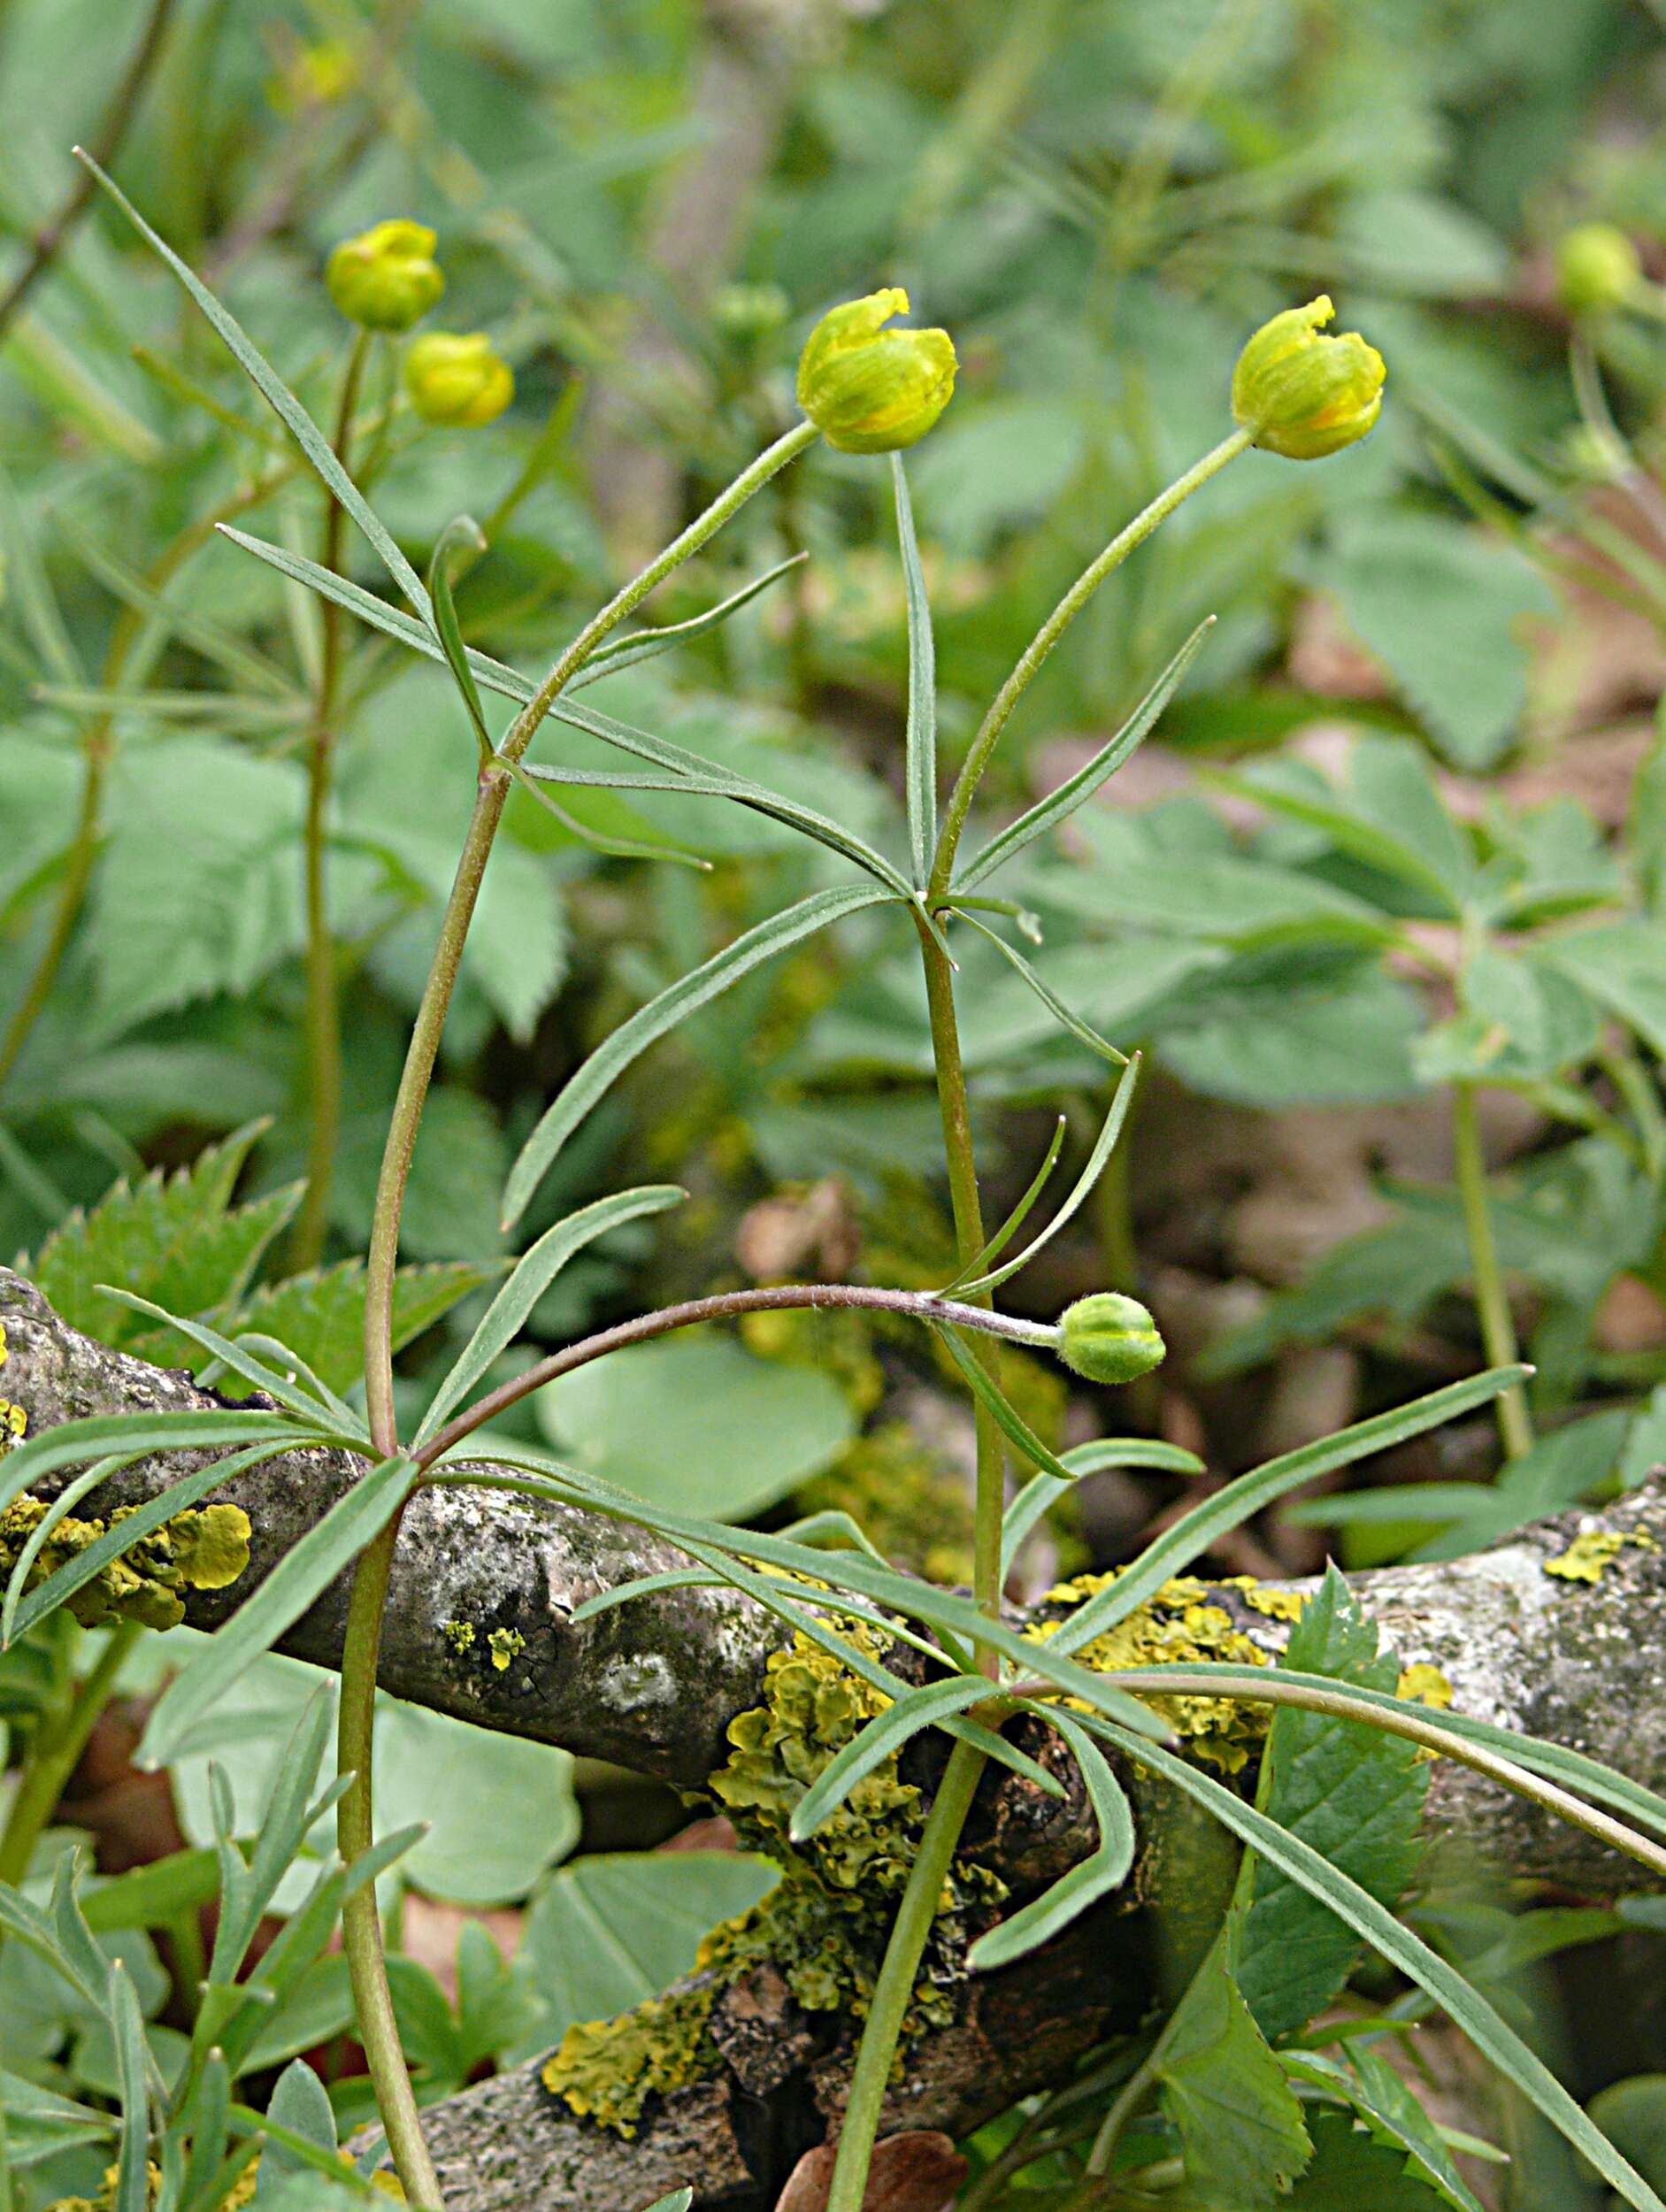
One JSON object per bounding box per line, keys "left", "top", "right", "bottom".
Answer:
{"left": 1325, "top": 513, "right": 1555, "bottom": 770}
{"left": 1237, "top": 1568, "right": 1428, "bottom": 2044}
{"left": 91, "top": 739, "right": 308, "bottom": 1027}
{"left": 1156, "top": 1947, "right": 1312, "bottom": 2205}
{"left": 1286, "top": 2108, "right": 1454, "bottom": 2209}
{"left": 230, "top": 1260, "right": 495, "bottom": 1394}
{"left": 21, "top": 1122, "right": 281, "bottom": 1355}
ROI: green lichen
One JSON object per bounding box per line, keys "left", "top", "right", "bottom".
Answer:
{"left": 1541, "top": 1527, "right": 1656, "bottom": 1584}
{"left": 542, "top": 1615, "right": 1002, "bottom": 2136}
{"left": 0, "top": 1495, "right": 251, "bottom": 1632}
{"left": 542, "top": 1984, "right": 718, "bottom": 2139}
{"left": 1030, "top": 1571, "right": 1277, "bottom": 1774}
{"left": 441, "top": 1618, "right": 475, "bottom": 1654}
{"left": 488, "top": 1626, "right": 525, "bottom": 1671}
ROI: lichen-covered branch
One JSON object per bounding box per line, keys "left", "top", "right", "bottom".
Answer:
{"left": 4, "top": 1263, "right": 1666, "bottom": 2208}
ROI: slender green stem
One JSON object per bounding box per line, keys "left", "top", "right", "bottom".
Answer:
{"left": 915, "top": 917, "right": 1006, "bottom": 1632}
{"left": 1084, "top": 2049, "right": 1160, "bottom": 2178}
{"left": 416, "top": 1281, "right": 1060, "bottom": 1469}
{"left": 930, "top": 426, "right": 1252, "bottom": 896}
{"left": 337, "top": 1511, "right": 441, "bottom": 2209}
{"left": 824, "top": 1738, "right": 985, "bottom": 2212}
{"left": 0, "top": 1622, "right": 138, "bottom": 1886}
{"left": 0, "top": 465, "right": 295, "bottom": 1095}
{"left": 292, "top": 331, "right": 372, "bottom": 1272}
{"left": 364, "top": 772, "right": 509, "bottom": 1457}
{"left": 1451, "top": 1082, "right": 1532, "bottom": 1461}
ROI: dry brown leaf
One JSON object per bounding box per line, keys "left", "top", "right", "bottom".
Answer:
{"left": 773, "top": 2131, "right": 969, "bottom": 2212}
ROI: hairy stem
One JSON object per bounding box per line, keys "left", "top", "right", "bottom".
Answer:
{"left": 417, "top": 1281, "right": 1059, "bottom": 1468}
{"left": 825, "top": 1738, "right": 986, "bottom": 2212}
{"left": 929, "top": 426, "right": 1252, "bottom": 896}
{"left": 1452, "top": 1082, "right": 1532, "bottom": 1461}
{"left": 337, "top": 1509, "right": 441, "bottom": 2209}
{"left": 0, "top": 1622, "right": 138, "bottom": 1886}
{"left": 363, "top": 772, "right": 509, "bottom": 1457}
{"left": 292, "top": 329, "right": 372, "bottom": 1272}
{"left": 0, "top": 465, "right": 296, "bottom": 1094}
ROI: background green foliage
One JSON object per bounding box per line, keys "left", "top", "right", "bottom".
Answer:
{"left": 4, "top": 0, "right": 1666, "bottom": 2205}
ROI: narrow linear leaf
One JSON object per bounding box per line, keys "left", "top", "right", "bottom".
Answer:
{"left": 954, "top": 618, "right": 1214, "bottom": 892}
{"left": 501, "top": 884, "right": 895, "bottom": 1228}
{"left": 790, "top": 1672, "right": 994, "bottom": 1842}
{"left": 1050, "top": 1366, "right": 1531, "bottom": 1658}
{"left": 893, "top": 454, "right": 937, "bottom": 885}
{"left": 571, "top": 555, "right": 807, "bottom": 686}
{"left": 138, "top": 1456, "right": 421, "bottom": 1770}
{"left": 1000, "top": 1438, "right": 1203, "bottom": 1577}
{"left": 77, "top": 154, "right": 433, "bottom": 622}
{"left": 110, "top": 1965, "right": 151, "bottom": 2212}
{"left": 947, "top": 1116, "right": 1067, "bottom": 1294}
{"left": 522, "top": 760, "right": 912, "bottom": 893}
{"left": 2, "top": 1455, "right": 142, "bottom": 1644}
{"left": 417, "top": 1183, "right": 687, "bottom": 1446}
{"left": 969, "top": 1709, "right": 1135, "bottom": 1969}
{"left": 950, "top": 1053, "right": 1140, "bottom": 1298}
{"left": 220, "top": 526, "right": 529, "bottom": 703}
{"left": 0, "top": 1411, "right": 307, "bottom": 1529}
{"left": 1087, "top": 1720, "right": 1666, "bottom": 2212}
{"left": 953, "top": 913, "right": 1128, "bottom": 1066}
{"left": 428, "top": 516, "right": 494, "bottom": 763}
{"left": 95, "top": 1286, "right": 357, "bottom": 1432}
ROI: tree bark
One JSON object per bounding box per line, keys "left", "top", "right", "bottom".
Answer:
{"left": 4, "top": 1263, "right": 1664, "bottom": 2210}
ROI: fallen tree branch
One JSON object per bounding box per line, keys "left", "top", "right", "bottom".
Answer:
{"left": 4, "top": 1264, "right": 1665, "bottom": 2209}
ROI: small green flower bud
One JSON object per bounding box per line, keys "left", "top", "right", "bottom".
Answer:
{"left": 713, "top": 281, "right": 791, "bottom": 349}
{"left": 1231, "top": 295, "right": 1385, "bottom": 461}
{"left": 403, "top": 332, "right": 514, "bottom": 427}
{"left": 1555, "top": 223, "right": 1641, "bottom": 317}
{"left": 1057, "top": 1293, "right": 1166, "bottom": 1387}
{"left": 796, "top": 286, "right": 956, "bottom": 454}
{"left": 326, "top": 219, "right": 444, "bottom": 332}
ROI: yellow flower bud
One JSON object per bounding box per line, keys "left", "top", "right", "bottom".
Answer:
{"left": 403, "top": 332, "right": 514, "bottom": 427}
{"left": 1555, "top": 223, "right": 1641, "bottom": 316}
{"left": 1056, "top": 1293, "right": 1166, "bottom": 1387}
{"left": 796, "top": 286, "right": 956, "bottom": 454}
{"left": 1231, "top": 295, "right": 1385, "bottom": 461}
{"left": 326, "top": 219, "right": 444, "bottom": 332}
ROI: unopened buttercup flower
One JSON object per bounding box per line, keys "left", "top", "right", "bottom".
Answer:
{"left": 403, "top": 332, "right": 514, "bottom": 426}
{"left": 1056, "top": 1292, "right": 1166, "bottom": 1386}
{"left": 1555, "top": 223, "right": 1641, "bottom": 317}
{"left": 1231, "top": 295, "right": 1385, "bottom": 461}
{"left": 326, "top": 219, "right": 444, "bottom": 332}
{"left": 796, "top": 286, "right": 956, "bottom": 453}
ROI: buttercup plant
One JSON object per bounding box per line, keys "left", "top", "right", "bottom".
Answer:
{"left": 7, "top": 154, "right": 1666, "bottom": 2212}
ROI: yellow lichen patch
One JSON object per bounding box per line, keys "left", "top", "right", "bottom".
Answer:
{"left": 1396, "top": 1663, "right": 1454, "bottom": 1710}
{"left": 1031, "top": 1573, "right": 1273, "bottom": 1773}
{"left": 442, "top": 1618, "right": 475, "bottom": 1653}
{"left": 0, "top": 1317, "right": 27, "bottom": 1450}
{"left": 46, "top": 2160, "right": 258, "bottom": 2210}
{"left": 488, "top": 1626, "right": 525, "bottom": 1671}
{"left": 542, "top": 1984, "right": 718, "bottom": 2139}
{"left": 1226, "top": 1578, "right": 1306, "bottom": 1624}
{"left": 709, "top": 1626, "right": 920, "bottom": 1893}
{"left": 1545, "top": 1530, "right": 1628, "bottom": 1584}
{"left": 0, "top": 1497, "right": 250, "bottom": 1632}
{"left": 545, "top": 1614, "right": 1002, "bottom": 2138}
